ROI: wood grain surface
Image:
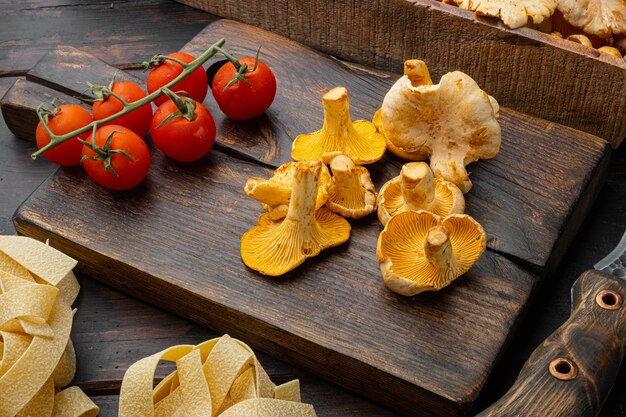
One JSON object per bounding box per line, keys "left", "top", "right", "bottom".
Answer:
{"left": 2, "top": 1, "right": 626, "bottom": 416}
{"left": 0, "top": 0, "right": 216, "bottom": 76}
{"left": 27, "top": 45, "right": 144, "bottom": 100}
{"left": 0, "top": 79, "right": 89, "bottom": 142}
{"left": 14, "top": 150, "right": 537, "bottom": 416}
{"left": 478, "top": 270, "right": 626, "bottom": 417}
{"left": 6, "top": 19, "right": 612, "bottom": 274}
{"left": 472, "top": 153, "right": 626, "bottom": 416}
{"left": 71, "top": 276, "right": 397, "bottom": 416}
{"left": 10, "top": 18, "right": 612, "bottom": 416}
{"left": 176, "top": 0, "right": 626, "bottom": 148}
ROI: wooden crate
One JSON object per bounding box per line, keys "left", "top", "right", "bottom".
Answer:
{"left": 177, "top": 0, "right": 626, "bottom": 148}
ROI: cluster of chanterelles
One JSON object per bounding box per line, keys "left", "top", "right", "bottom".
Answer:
{"left": 443, "top": 0, "right": 626, "bottom": 59}
{"left": 373, "top": 59, "right": 495, "bottom": 296}
{"left": 241, "top": 87, "right": 382, "bottom": 276}
{"left": 241, "top": 64, "right": 496, "bottom": 295}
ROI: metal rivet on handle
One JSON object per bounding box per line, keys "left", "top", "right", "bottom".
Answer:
{"left": 549, "top": 358, "right": 578, "bottom": 381}
{"left": 595, "top": 290, "right": 622, "bottom": 310}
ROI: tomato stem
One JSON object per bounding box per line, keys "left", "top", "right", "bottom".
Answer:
{"left": 214, "top": 46, "right": 262, "bottom": 91}
{"left": 214, "top": 47, "right": 243, "bottom": 71}
{"left": 32, "top": 38, "right": 226, "bottom": 160}
{"left": 88, "top": 82, "right": 130, "bottom": 108}
{"left": 142, "top": 55, "right": 189, "bottom": 70}
{"left": 80, "top": 130, "right": 135, "bottom": 177}
{"left": 36, "top": 100, "right": 61, "bottom": 139}
{"left": 156, "top": 88, "right": 197, "bottom": 129}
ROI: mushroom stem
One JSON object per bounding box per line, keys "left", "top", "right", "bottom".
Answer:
{"left": 423, "top": 226, "right": 454, "bottom": 269}
{"left": 245, "top": 179, "right": 292, "bottom": 208}
{"left": 404, "top": 60, "right": 433, "bottom": 87}
{"left": 401, "top": 162, "right": 435, "bottom": 210}
{"left": 321, "top": 87, "right": 353, "bottom": 135}
{"left": 329, "top": 155, "right": 363, "bottom": 206}
{"left": 286, "top": 161, "right": 321, "bottom": 229}
{"left": 567, "top": 34, "right": 593, "bottom": 48}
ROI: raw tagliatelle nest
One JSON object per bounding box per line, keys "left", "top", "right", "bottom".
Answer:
{"left": 0, "top": 236, "right": 99, "bottom": 417}
{"left": 119, "top": 334, "right": 317, "bottom": 417}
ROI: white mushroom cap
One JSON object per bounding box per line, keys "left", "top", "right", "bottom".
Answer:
{"left": 381, "top": 60, "right": 501, "bottom": 193}
{"left": 454, "top": 0, "right": 557, "bottom": 29}
{"left": 558, "top": 0, "right": 626, "bottom": 38}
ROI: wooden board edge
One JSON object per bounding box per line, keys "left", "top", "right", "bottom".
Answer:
{"left": 542, "top": 142, "right": 613, "bottom": 278}
{"left": 175, "top": 1, "right": 626, "bottom": 147}
{"left": 25, "top": 45, "right": 144, "bottom": 101}
{"left": 13, "top": 202, "right": 525, "bottom": 417}
{"left": 0, "top": 78, "right": 90, "bottom": 142}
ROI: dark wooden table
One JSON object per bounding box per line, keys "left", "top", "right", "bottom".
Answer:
{"left": 0, "top": 1, "right": 624, "bottom": 416}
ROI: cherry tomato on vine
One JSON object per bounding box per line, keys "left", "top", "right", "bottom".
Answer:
{"left": 147, "top": 52, "right": 208, "bottom": 106}
{"left": 150, "top": 98, "right": 216, "bottom": 162}
{"left": 92, "top": 81, "right": 152, "bottom": 138}
{"left": 35, "top": 104, "right": 92, "bottom": 166}
{"left": 212, "top": 57, "right": 276, "bottom": 120}
{"left": 81, "top": 125, "right": 150, "bottom": 190}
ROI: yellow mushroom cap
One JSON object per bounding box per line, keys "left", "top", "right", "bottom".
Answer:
{"left": 244, "top": 161, "right": 332, "bottom": 220}
{"left": 598, "top": 46, "right": 623, "bottom": 58}
{"left": 377, "top": 211, "right": 486, "bottom": 296}
{"left": 291, "top": 87, "right": 386, "bottom": 165}
{"left": 377, "top": 162, "right": 465, "bottom": 226}
{"left": 325, "top": 155, "right": 377, "bottom": 219}
{"left": 453, "top": 0, "right": 557, "bottom": 29}
{"left": 241, "top": 160, "right": 351, "bottom": 276}
{"left": 558, "top": 0, "right": 626, "bottom": 38}
{"left": 381, "top": 60, "right": 501, "bottom": 193}
{"left": 567, "top": 34, "right": 594, "bottom": 47}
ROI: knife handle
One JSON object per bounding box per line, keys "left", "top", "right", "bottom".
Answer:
{"left": 477, "top": 270, "right": 626, "bottom": 417}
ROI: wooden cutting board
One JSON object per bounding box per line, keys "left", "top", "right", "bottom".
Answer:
{"left": 8, "top": 19, "right": 611, "bottom": 417}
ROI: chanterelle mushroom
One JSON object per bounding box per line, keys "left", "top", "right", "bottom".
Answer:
{"left": 325, "top": 155, "right": 377, "bottom": 219}
{"left": 245, "top": 161, "right": 332, "bottom": 220}
{"left": 377, "top": 162, "right": 465, "bottom": 226}
{"left": 292, "top": 87, "right": 386, "bottom": 165}
{"left": 453, "top": 0, "right": 557, "bottom": 29}
{"left": 567, "top": 34, "right": 594, "bottom": 47}
{"left": 377, "top": 210, "right": 486, "bottom": 296}
{"left": 241, "top": 160, "right": 351, "bottom": 276}
{"left": 373, "top": 61, "right": 433, "bottom": 161}
{"left": 381, "top": 60, "right": 501, "bottom": 193}
{"left": 598, "top": 46, "right": 623, "bottom": 58}
{"left": 558, "top": 0, "right": 626, "bottom": 38}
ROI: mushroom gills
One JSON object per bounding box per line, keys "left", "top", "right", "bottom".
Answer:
{"left": 377, "top": 211, "right": 486, "bottom": 296}
{"left": 241, "top": 160, "right": 351, "bottom": 276}
{"left": 326, "top": 155, "right": 377, "bottom": 219}
{"left": 377, "top": 162, "right": 465, "bottom": 226}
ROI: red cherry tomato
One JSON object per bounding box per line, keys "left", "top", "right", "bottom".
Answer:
{"left": 147, "top": 52, "right": 208, "bottom": 107}
{"left": 35, "top": 104, "right": 92, "bottom": 166}
{"left": 150, "top": 99, "right": 216, "bottom": 162}
{"left": 211, "top": 57, "right": 276, "bottom": 120}
{"left": 81, "top": 125, "right": 150, "bottom": 190}
{"left": 92, "top": 81, "right": 152, "bottom": 138}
